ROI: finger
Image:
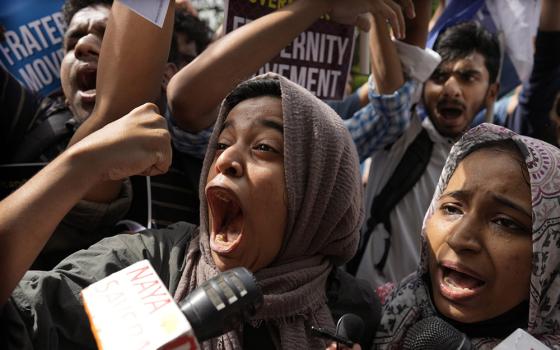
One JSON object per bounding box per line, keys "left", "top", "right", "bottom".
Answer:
{"left": 402, "top": 0, "right": 415, "bottom": 18}
{"left": 140, "top": 150, "right": 171, "bottom": 176}
{"left": 377, "top": 2, "right": 400, "bottom": 39}
{"left": 355, "top": 13, "right": 371, "bottom": 32}
{"left": 151, "top": 131, "right": 172, "bottom": 174}
{"left": 158, "top": 140, "right": 173, "bottom": 174}
{"left": 138, "top": 102, "right": 160, "bottom": 115}
{"left": 385, "top": 1, "right": 405, "bottom": 39}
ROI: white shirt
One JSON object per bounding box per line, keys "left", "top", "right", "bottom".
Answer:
{"left": 356, "top": 115, "right": 454, "bottom": 289}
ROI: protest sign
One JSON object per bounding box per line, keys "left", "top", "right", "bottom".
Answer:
{"left": 224, "top": 0, "right": 355, "bottom": 100}
{"left": 0, "top": 0, "right": 66, "bottom": 97}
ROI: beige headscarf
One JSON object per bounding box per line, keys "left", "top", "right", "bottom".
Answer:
{"left": 174, "top": 73, "right": 363, "bottom": 349}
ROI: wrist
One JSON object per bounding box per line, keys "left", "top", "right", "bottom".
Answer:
{"left": 62, "top": 141, "right": 107, "bottom": 185}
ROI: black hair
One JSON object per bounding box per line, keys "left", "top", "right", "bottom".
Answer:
{"left": 223, "top": 78, "right": 282, "bottom": 113}
{"left": 434, "top": 22, "right": 501, "bottom": 84}
{"left": 172, "top": 7, "right": 212, "bottom": 63}
{"left": 62, "top": 0, "right": 198, "bottom": 67}
{"left": 62, "top": 0, "right": 113, "bottom": 25}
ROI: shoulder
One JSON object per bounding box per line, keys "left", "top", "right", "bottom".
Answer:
{"left": 107, "top": 222, "right": 198, "bottom": 271}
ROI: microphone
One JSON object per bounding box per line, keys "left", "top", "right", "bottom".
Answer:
{"left": 403, "top": 316, "right": 473, "bottom": 350}
{"left": 82, "top": 260, "right": 262, "bottom": 350}
{"left": 179, "top": 267, "right": 263, "bottom": 341}
{"left": 336, "top": 313, "right": 365, "bottom": 344}
{"left": 310, "top": 313, "right": 365, "bottom": 347}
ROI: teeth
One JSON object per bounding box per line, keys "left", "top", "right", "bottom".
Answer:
{"left": 215, "top": 233, "right": 226, "bottom": 242}
{"left": 444, "top": 276, "right": 472, "bottom": 291}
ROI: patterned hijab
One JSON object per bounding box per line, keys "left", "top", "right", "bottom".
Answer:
{"left": 374, "top": 123, "right": 560, "bottom": 349}
{"left": 174, "top": 73, "right": 363, "bottom": 349}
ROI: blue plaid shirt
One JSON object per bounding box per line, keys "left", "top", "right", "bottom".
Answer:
{"left": 168, "top": 77, "right": 419, "bottom": 161}
{"left": 166, "top": 109, "right": 213, "bottom": 159}
{"left": 345, "top": 78, "right": 419, "bottom": 162}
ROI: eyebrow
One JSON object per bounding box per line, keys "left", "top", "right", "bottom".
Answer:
{"left": 440, "top": 190, "right": 469, "bottom": 201}
{"left": 440, "top": 190, "right": 531, "bottom": 218}
{"left": 219, "top": 118, "right": 284, "bottom": 134}
{"left": 456, "top": 68, "right": 483, "bottom": 76}
{"left": 492, "top": 194, "right": 532, "bottom": 219}
{"left": 259, "top": 119, "right": 283, "bottom": 134}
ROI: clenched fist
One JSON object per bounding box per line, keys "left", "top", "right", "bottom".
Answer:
{"left": 68, "top": 103, "right": 173, "bottom": 182}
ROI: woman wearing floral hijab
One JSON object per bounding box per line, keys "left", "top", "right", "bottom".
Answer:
{"left": 373, "top": 123, "right": 560, "bottom": 349}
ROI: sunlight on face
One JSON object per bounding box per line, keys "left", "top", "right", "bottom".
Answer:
{"left": 205, "top": 96, "right": 287, "bottom": 272}
{"left": 426, "top": 147, "right": 532, "bottom": 323}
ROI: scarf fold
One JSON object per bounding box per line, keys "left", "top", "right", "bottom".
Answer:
{"left": 174, "top": 73, "right": 363, "bottom": 350}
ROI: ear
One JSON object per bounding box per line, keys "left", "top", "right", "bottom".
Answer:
{"left": 485, "top": 81, "right": 499, "bottom": 108}
{"left": 161, "top": 62, "right": 178, "bottom": 92}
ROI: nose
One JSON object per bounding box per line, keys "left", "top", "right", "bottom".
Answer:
{"left": 74, "top": 33, "right": 100, "bottom": 60}
{"left": 214, "top": 146, "right": 244, "bottom": 178}
{"left": 446, "top": 215, "right": 482, "bottom": 254}
{"left": 441, "top": 75, "right": 462, "bottom": 99}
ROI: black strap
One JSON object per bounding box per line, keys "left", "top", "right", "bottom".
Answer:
{"left": 347, "top": 128, "right": 433, "bottom": 275}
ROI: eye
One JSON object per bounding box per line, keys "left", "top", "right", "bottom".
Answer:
{"left": 64, "top": 38, "right": 77, "bottom": 51}
{"left": 214, "top": 142, "right": 229, "bottom": 156}
{"left": 64, "top": 29, "right": 84, "bottom": 51}
{"left": 458, "top": 73, "right": 477, "bottom": 83}
{"left": 253, "top": 143, "right": 277, "bottom": 153}
{"left": 441, "top": 204, "right": 462, "bottom": 216}
{"left": 216, "top": 142, "right": 228, "bottom": 150}
{"left": 430, "top": 72, "right": 450, "bottom": 85}
{"left": 493, "top": 217, "right": 525, "bottom": 232}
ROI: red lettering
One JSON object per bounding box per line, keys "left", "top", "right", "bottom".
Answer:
{"left": 126, "top": 264, "right": 153, "bottom": 281}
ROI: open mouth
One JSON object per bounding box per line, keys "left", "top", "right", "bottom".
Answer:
{"left": 76, "top": 64, "right": 97, "bottom": 103}
{"left": 206, "top": 187, "right": 244, "bottom": 254}
{"left": 439, "top": 265, "right": 485, "bottom": 300}
{"left": 436, "top": 102, "right": 465, "bottom": 120}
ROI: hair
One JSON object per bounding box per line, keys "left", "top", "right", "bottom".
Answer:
{"left": 172, "top": 7, "right": 212, "bottom": 62}
{"left": 62, "top": 0, "right": 204, "bottom": 67}
{"left": 62, "top": 0, "right": 113, "bottom": 25}
{"left": 223, "top": 78, "right": 282, "bottom": 114}
{"left": 434, "top": 21, "right": 501, "bottom": 84}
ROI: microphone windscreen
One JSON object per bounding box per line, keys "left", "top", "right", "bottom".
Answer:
{"left": 179, "top": 267, "right": 263, "bottom": 342}
{"left": 336, "top": 313, "right": 365, "bottom": 344}
{"left": 403, "top": 316, "right": 472, "bottom": 350}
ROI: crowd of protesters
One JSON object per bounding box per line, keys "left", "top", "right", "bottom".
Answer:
{"left": 0, "top": 0, "right": 559, "bottom": 349}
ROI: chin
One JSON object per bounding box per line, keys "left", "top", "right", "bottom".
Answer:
{"left": 435, "top": 300, "right": 475, "bottom": 323}
{"left": 434, "top": 297, "right": 490, "bottom": 324}
{"left": 210, "top": 252, "right": 250, "bottom": 272}
{"left": 436, "top": 124, "right": 466, "bottom": 139}
{"left": 211, "top": 253, "right": 233, "bottom": 272}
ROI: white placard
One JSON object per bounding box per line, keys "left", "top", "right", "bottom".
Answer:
{"left": 119, "top": 0, "right": 170, "bottom": 28}
{"left": 493, "top": 328, "right": 551, "bottom": 350}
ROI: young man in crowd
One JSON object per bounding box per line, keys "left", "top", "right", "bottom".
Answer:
{"left": 352, "top": 18, "right": 501, "bottom": 288}
{"left": 0, "top": 0, "right": 211, "bottom": 268}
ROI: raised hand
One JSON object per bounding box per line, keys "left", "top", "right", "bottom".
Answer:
{"left": 326, "top": 0, "right": 411, "bottom": 38}
{"left": 69, "top": 103, "right": 172, "bottom": 182}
